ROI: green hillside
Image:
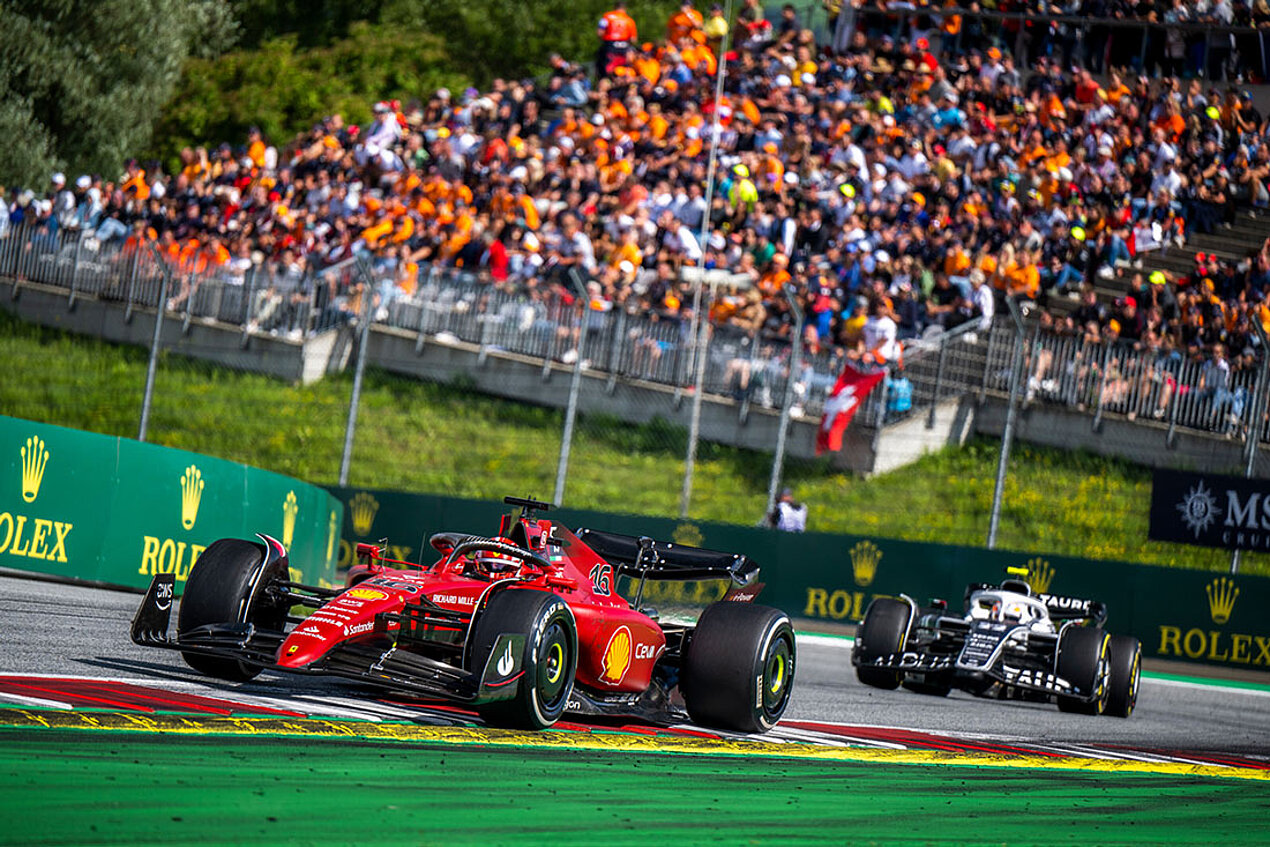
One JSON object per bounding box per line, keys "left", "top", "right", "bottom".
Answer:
{"left": 0, "top": 310, "right": 1258, "bottom": 574}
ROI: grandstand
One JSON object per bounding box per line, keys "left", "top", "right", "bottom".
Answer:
{"left": 2, "top": 0, "right": 1269, "bottom": 478}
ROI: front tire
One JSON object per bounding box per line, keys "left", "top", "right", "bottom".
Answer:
{"left": 1105, "top": 635, "right": 1141, "bottom": 718}
{"left": 681, "top": 602, "right": 795, "bottom": 733}
{"left": 468, "top": 589, "right": 577, "bottom": 731}
{"left": 1057, "top": 626, "right": 1110, "bottom": 715}
{"left": 178, "top": 538, "right": 288, "bottom": 681}
{"left": 855, "top": 598, "right": 912, "bottom": 690}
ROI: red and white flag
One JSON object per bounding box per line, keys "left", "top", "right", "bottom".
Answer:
{"left": 815, "top": 365, "right": 886, "bottom": 455}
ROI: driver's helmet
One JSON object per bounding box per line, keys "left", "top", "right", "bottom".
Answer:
{"left": 471, "top": 536, "right": 522, "bottom": 577}
{"left": 990, "top": 598, "right": 1034, "bottom": 625}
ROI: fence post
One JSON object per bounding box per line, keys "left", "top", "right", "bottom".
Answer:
{"left": 240, "top": 261, "right": 259, "bottom": 348}
{"left": 680, "top": 280, "right": 715, "bottom": 519}
{"left": 927, "top": 332, "right": 950, "bottom": 430}
{"left": 338, "top": 258, "right": 375, "bottom": 486}
{"left": 987, "top": 298, "right": 1027, "bottom": 550}
{"left": 67, "top": 233, "right": 84, "bottom": 309}
{"left": 1091, "top": 341, "right": 1113, "bottom": 432}
{"left": 606, "top": 307, "right": 626, "bottom": 393}
{"left": 553, "top": 270, "right": 590, "bottom": 507}
{"left": 765, "top": 285, "right": 805, "bottom": 522}
{"left": 138, "top": 248, "right": 170, "bottom": 443}
{"left": 123, "top": 247, "right": 141, "bottom": 324}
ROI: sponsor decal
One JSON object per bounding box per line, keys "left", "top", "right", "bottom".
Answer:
{"left": 1003, "top": 665, "right": 1071, "bottom": 692}
{"left": 343, "top": 621, "right": 374, "bottom": 637}
{"left": 20, "top": 436, "right": 49, "bottom": 503}
{"left": 849, "top": 540, "right": 881, "bottom": 587}
{"left": 722, "top": 583, "right": 764, "bottom": 603}
{"left": 599, "top": 626, "right": 633, "bottom": 685}
{"left": 282, "top": 491, "right": 298, "bottom": 549}
{"left": 138, "top": 537, "right": 205, "bottom": 580}
{"left": 431, "top": 594, "right": 476, "bottom": 607}
{"left": 1036, "top": 593, "right": 1090, "bottom": 614}
{"left": 2, "top": 437, "right": 74, "bottom": 567}
{"left": 368, "top": 577, "right": 421, "bottom": 594}
{"left": 1207, "top": 577, "right": 1239, "bottom": 625}
{"left": 154, "top": 580, "right": 174, "bottom": 612}
{"left": 286, "top": 644, "right": 299, "bottom": 656}
{"left": 332, "top": 598, "right": 364, "bottom": 610}
{"left": 346, "top": 587, "right": 388, "bottom": 601}
{"left": 496, "top": 642, "right": 514, "bottom": 677}
{"left": 179, "top": 465, "right": 204, "bottom": 530}
{"left": 349, "top": 492, "right": 380, "bottom": 537}
{"left": 634, "top": 642, "right": 661, "bottom": 661}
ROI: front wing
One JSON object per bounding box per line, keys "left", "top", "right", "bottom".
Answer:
{"left": 131, "top": 574, "right": 527, "bottom": 706}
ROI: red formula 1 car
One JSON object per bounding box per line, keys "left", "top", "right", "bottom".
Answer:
{"left": 132, "top": 497, "right": 795, "bottom": 732}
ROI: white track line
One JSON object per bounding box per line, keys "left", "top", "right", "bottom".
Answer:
{"left": 1142, "top": 676, "right": 1270, "bottom": 699}
{"left": 0, "top": 692, "right": 73, "bottom": 710}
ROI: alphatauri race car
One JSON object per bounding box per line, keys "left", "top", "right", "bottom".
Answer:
{"left": 851, "top": 568, "right": 1140, "bottom": 717}
{"left": 132, "top": 497, "right": 795, "bottom": 732}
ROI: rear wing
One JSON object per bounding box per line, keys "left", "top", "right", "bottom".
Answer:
{"left": 574, "top": 527, "right": 759, "bottom": 584}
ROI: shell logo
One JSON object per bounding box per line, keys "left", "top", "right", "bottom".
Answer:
{"left": 346, "top": 587, "right": 388, "bottom": 601}
{"left": 600, "top": 626, "right": 632, "bottom": 685}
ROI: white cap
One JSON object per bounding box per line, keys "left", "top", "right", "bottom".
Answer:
{"left": 875, "top": 250, "right": 892, "bottom": 263}
{"left": 75, "top": 175, "right": 91, "bottom": 190}
{"left": 51, "top": 172, "right": 66, "bottom": 185}
{"left": 774, "top": 74, "right": 792, "bottom": 88}
{"left": 800, "top": 73, "right": 815, "bottom": 85}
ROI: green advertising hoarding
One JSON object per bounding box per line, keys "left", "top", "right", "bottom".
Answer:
{"left": 326, "top": 486, "right": 1270, "bottom": 674}
{"left": 0, "top": 416, "right": 341, "bottom": 591}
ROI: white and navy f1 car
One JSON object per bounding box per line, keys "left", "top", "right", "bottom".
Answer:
{"left": 851, "top": 569, "right": 1141, "bottom": 717}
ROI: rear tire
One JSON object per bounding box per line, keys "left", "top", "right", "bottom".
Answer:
{"left": 1105, "top": 635, "right": 1141, "bottom": 718}
{"left": 1056, "top": 626, "right": 1110, "bottom": 715}
{"left": 469, "top": 589, "right": 577, "bottom": 731}
{"left": 681, "top": 602, "right": 795, "bottom": 733}
{"left": 855, "top": 598, "right": 911, "bottom": 690}
{"left": 178, "top": 538, "right": 287, "bottom": 681}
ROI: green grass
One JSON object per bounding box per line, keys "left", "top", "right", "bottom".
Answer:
{"left": 1, "top": 309, "right": 1262, "bottom": 574}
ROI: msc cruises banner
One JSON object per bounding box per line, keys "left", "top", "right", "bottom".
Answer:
{"left": 1149, "top": 468, "right": 1270, "bottom": 552}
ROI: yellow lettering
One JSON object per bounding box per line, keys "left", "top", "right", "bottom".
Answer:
{"left": 1183, "top": 628, "right": 1206, "bottom": 659}
{"left": 1231, "top": 634, "right": 1252, "bottom": 663}
{"left": 852, "top": 592, "right": 867, "bottom": 620}
{"left": 389, "top": 545, "right": 413, "bottom": 563}
{"left": 1255, "top": 636, "right": 1270, "bottom": 666}
{"left": 1158, "top": 626, "right": 1182, "bottom": 656}
{"left": 804, "top": 588, "right": 828, "bottom": 617}
{"left": 49, "top": 522, "right": 71, "bottom": 563}
{"left": 0, "top": 512, "right": 12, "bottom": 554}
{"left": 10, "top": 516, "right": 30, "bottom": 557}
{"left": 1207, "top": 631, "right": 1230, "bottom": 662}
{"left": 172, "top": 542, "right": 188, "bottom": 581}
{"left": 183, "top": 544, "right": 206, "bottom": 582}
{"left": 140, "top": 536, "right": 160, "bottom": 575}
{"left": 158, "top": 538, "right": 177, "bottom": 574}
{"left": 827, "top": 590, "right": 852, "bottom": 619}
{"left": 29, "top": 519, "right": 52, "bottom": 560}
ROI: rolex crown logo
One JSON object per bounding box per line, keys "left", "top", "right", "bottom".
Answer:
{"left": 20, "top": 436, "right": 50, "bottom": 503}
{"left": 282, "top": 491, "right": 299, "bottom": 549}
{"left": 672, "top": 523, "right": 703, "bottom": 548}
{"left": 1206, "top": 577, "right": 1239, "bottom": 626}
{"left": 349, "top": 492, "right": 379, "bottom": 537}
{"left": 179, "top": 465, "right": 204, "bottom": 530}
{"left": 1025, "top": 557, "right": 1055, "bottom": 594}
{"left": 850, "top": 540, "right": 882, "bottom": 587}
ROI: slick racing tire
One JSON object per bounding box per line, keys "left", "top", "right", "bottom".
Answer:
{"left": 1105, "top": 634, "right": 1142, "bottom": 718}
{"left": 855, "top": 598, "right": 911, "bottom": 690}
{"left": 178, "top": 538, "right": 288, "bottom": 682}
{"left": 1056, "top": 626, "right": 1111, "bottom": 715}
{"left": 682, "top": 602, "right": 795, "bottom": 734}
{"left": 469, "top": 589, "right": 577, "bottom": 731}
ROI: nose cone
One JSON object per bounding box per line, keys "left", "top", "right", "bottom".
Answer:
{"left": 276, "top": 583, "right": 398, "bottom": 667}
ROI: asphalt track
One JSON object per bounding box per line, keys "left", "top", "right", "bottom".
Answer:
{"left": 1, "top": 573, "right": 1268, "bottom": 759}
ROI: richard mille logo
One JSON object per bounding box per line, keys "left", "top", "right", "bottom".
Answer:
{"left": 1177, "top": 481, "right": 1221, "bottom": 538}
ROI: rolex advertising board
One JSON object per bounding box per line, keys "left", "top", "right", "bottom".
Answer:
{"left": 327, "top": 485, "right": 1270, "bottom": 673}
{"left": 0, "top": 415, "right": 341, "bottom": 591}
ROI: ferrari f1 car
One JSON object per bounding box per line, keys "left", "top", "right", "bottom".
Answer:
{"left": 851, "top": 568, "right": 1141, "bottom": 717}
{"left": 132, "top": 497, "right": 795, "bottom": 732}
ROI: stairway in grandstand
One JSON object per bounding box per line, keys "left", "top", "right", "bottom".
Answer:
{"left": 1047, "top": 212, "right": 1268, "bottom": 318}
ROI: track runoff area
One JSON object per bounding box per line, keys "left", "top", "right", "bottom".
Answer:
{"left": 1, "top": 576, "right": 1267, "bottom": 845}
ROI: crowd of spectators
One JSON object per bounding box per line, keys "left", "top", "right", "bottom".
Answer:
{"left": 3, "top": 0, "right": 1270, "bottom": 409}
